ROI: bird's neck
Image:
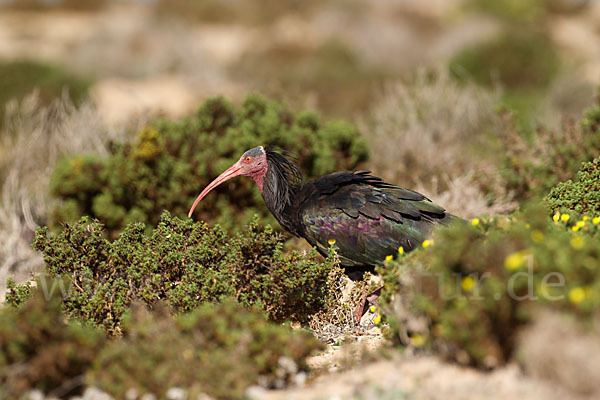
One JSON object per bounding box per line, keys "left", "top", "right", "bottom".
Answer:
{"left": 260, "top": 162, "right": 302, "bottom": 233}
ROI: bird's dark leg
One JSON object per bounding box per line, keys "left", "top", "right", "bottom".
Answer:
{"left": 354, "top": 287, "right": 382, "bottom": 325}
{"left": 346, "top": 266, "right": 383, "bottom": 325}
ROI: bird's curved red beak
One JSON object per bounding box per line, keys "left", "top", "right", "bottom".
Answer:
{"left": 188, "top": 162, "right": 242, "bottom": 218}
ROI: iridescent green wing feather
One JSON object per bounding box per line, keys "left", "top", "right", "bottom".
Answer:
{"left": 298, "top": 171, "right": 452, "bottom": 267}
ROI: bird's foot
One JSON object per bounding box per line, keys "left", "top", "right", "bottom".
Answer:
{"left": 354, "top": 287, "right": 382, "bottom": 325}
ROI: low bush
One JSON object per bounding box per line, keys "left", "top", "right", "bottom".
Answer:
{"left": 1, "top": 288, "right": 321, "bottom": 399}
{"left": 0, "top": 60, "right": 91, "bottom": 126}
{"left": 467, "top": 0, "right": 548, "bottom": 24}
{"left": 4, "top": 278, "right": 33, "bottom": 309}
{"left": 29, "top": 211, "right": 337, "bottom": 334}
{"left": 154, "top": 0, "right": 321, "bottom": 25}
{"left": 1, "top": 0, "right": 108, "bottom": 11}
{"left": 380, "top": 206, "right": 600, "bottom": 368}
{"left": 546, "top": 156, "right": 600, "bottom": 216}
{"left": 49, "top": 94, "right": 368, "bottom": 237}
{"left": 450, "top": 30, "right": 559, "bottom": 90}
{"left": 500, "top": 94, "right": 600, "bottom": 201}
{"left": 0, "top": 287, "right": 106, "bottom": 399}
{"left": 90, "top": 300, "right": 322, "bottom": 399}
{"left": 232, "top": 41, "right": 391, "bottom": 117}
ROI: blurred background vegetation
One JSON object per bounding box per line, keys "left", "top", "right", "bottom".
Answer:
{"left": 1, "top": 0, "right": 600, "bottom": 399}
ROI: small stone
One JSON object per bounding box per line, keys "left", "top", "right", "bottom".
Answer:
{"left": 125, "top": 388, "right": 138, "bottom": 400}
{"left": 79, "top": 388, "right": 115, "bottom": 400}
{"left": 278, "top": 356, "right": 298, "bottom": 376}
{"left": 25, "top": 390, "right": 45, "bottom": 400}
{"left": 294, "top": 371, "right": 307, "bottom": 386}
{"left": 166, "top": 387, "right": 187, "bottom": 400}
{"left": 245, "top": 386, "right": 266, "bottom": 400}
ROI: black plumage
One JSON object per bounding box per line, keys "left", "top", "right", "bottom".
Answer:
{"left": 189, "top": 146, "right": 456, "bottom": 279}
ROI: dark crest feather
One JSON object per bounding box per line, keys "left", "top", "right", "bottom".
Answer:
{"left": 263, "top": 146, "right": 304, "bottom": 229}
{"left": 265, "top": 146, "right": 303, "bottom": 188}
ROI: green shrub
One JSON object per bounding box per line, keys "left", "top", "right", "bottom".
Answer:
{"left": 0, "top": 289, "right": 321, "bottom": 399}
{"left": 31, "top": 211, "right": 337, "bottom": 334}
{"left": 154, "top": 0, "right": 321, "bottom": 25}
{"left": 232, "top": 41, "right": 391, "bottom": 117}
{"left": 90, "top": 300, "right": 322, "bottom": 399}
{"left": 380, "top": 206, "right": 600, "bottom": 368}
{"left": 0, "top": 59, "right": 91, "bottom": 125}
{"left": 50, "top": 94, "right": 368, "bottom": 237}
{"left": 0, "top": 287, "right": 106, "bottom": 399}
{"left": 546, "top": 156, "right": 600, "bottom": 216}
{"left": 467, "top": 0, "right": 548, "bottom": 24}
{"left": 500, "top": 96, "right": 600, "bottom": 201}
{"left": 450, "top": 31, "right": 559, "bottom": 90}
{"left": 4, "top": 278, "right": 33, "bottom": 308}
{"left": 1, "top": 0, "right": 108, "bottom": 11}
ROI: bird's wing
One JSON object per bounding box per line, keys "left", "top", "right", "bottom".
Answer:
{"left": 298, "top": 171, "right": 452, "bottom": 267}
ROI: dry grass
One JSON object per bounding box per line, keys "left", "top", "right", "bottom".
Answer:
{"left": 308, "top": 266, "right": 359, "bottom": 341}
{"left": 362, "top": 67, "right": 515, "bottom": 218}
{"left": 414, "top": 173, "right": 516, "bottom": 219}
{"left": 0, "top": 92, "right": 131, "bottom": 294}
{"left": 308, "top": 266, "right": 381, "bottom": 343}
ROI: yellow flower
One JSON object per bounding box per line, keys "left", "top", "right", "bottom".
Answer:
{"left": 593, "top": 216, "right": 600, "bottom": 225}
{"left": 583, "top": 216, "right": 590, "bottom": 221}
{"left": 461, "top": 276, "right": 476, "bottom": 292}
{"left": 422, "top": 239, "right": 433, "bottom": 248}
{"left": 471, "top": 218, "right": 480, "bottom": 226}
{"left": 410, "top": 334, "right": 425, "bottom": 347}
{"left": 560, "top": 213, "right": 570, "bottom": 222}
{"left": 398, "top": 246, "right": 404, "bottom": 255}
{"left": 385, "top": 255, "right": 393, "bottom": 262}
{"left": 553, "top": 213, "right": 560, "bottom": 222}
{"left": 328, "top": 239, "right": 336, "bottom": 245}
{"left": 369, "top": 306, "right": 376, "bottom": 313}
{"left": 373, "top": 314, "right": 382, "bottom": 324}
{"left": 576, "top": 220, "right": 585, "bottom": 228}
{"left": 569, "top": 287, "right": 586, "bottom": 304}
{"left": 572, "top": 225, "right": 580, "bottom": 232}
{"left": 570, "top": 235, "right": 585, "bottom": 250}
{"left": 530, "top": 230, "right": 544, "bottom": 243}
{"left": 505, "top": 252, "right": 525, "bottom": 270}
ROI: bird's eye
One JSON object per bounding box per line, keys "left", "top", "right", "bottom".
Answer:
{"left": 245, "top": 156, "right": 253, "bottom": 163}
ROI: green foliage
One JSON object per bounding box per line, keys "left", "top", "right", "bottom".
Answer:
{"left": 450, "top": 27, "right": 561, "bottom": 136}
{"left": 0, "top": 287, "right": 106, "bottom": 399}
{"left": 232, "top": 41, "right": 391, "bottom": 117}
{"left": 0, "top": 59, "right": 91, "bottom": 125}
{"left": 547, "top": 156, "right": 600, "bottom": 216}
{"left": 32, "top": 211, "right": 337, "bottom": 334}
{"left": 0, "top": 289, "right": 321, "bottom": 399}
{"left": 4, "top": 278, "right": 33, "bottom": 308}
{"left": 50, "top": 94, "right": 368, "bottom": 236}
{"left": 467, "top": 0, "right": 548, "bottom": 24}
{"left": 90, "top": 300, "right": 322, "bottom": 399}
{"left": 2, "top": 0, "right": 108, "bottom": 11}
{"left": 380, "top": 206, "right": 600, "bottom": 368}
{"left": 154, "top": 0, "right": 322, "bottom": 25}
{"left": 450, "top": 30, "right": 559, "bottom": 90}
{"left": 500, "top": 96, "right": 600, "bottom": 201}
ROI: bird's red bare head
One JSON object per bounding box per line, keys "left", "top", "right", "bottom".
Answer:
{"left": 188, "top": 146, "right": 268, "bottom": 217}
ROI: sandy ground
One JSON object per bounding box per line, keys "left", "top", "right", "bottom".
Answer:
{"left": 258, "top": 353, "right": 585, "bottom": 400}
